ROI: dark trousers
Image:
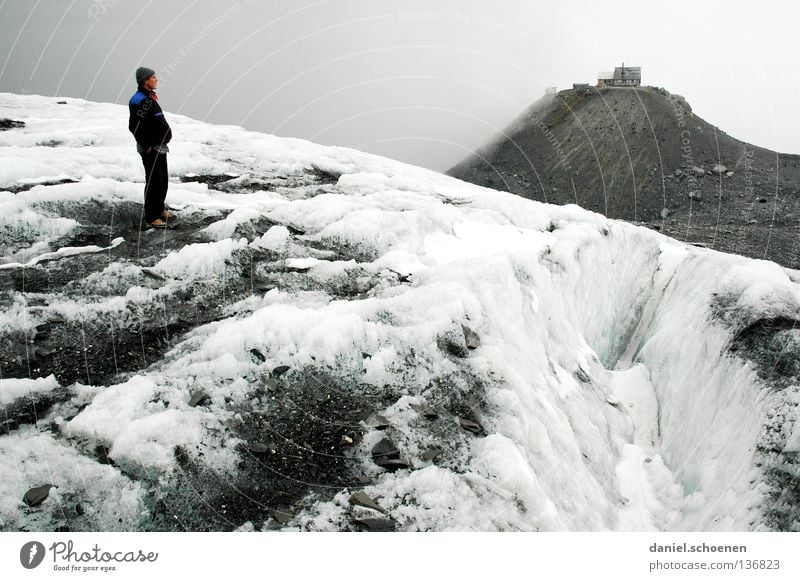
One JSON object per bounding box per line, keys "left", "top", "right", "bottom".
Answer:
{"left": 141, "top": 150, "right": 168, "bottom": 222}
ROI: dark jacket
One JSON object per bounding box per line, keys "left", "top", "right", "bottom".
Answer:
{"left": 128, "top": 88, "right": 172, "bottom": 154}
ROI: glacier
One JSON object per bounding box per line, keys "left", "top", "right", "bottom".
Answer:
{"left": 0, "top": 93, "right": 798, "bottom": 532}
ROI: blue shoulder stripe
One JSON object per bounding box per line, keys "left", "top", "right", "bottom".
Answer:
{"left": 129, "top": 91, "right": 148, "bottom": 106}
{"left": 154, "top": 112, "right": 164, "bottom": 117}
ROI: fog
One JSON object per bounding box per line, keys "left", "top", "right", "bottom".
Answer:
{"left": 1, "top": 0, "right": 798, "bottom": 171}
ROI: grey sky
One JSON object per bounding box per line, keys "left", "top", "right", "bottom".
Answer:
{"left": 1, "top": 0, "right": 798, "bottom": 171}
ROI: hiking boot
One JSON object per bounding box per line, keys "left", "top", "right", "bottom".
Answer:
{"left": 148, "top": 218, "right": 168, "bottom": 229}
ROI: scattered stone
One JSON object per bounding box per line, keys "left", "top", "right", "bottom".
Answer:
{"left": 437, "top": 324, "right": 482, "bottom": 358}
{"left": 180, "top": 173, "right": 240, "bottom": 186}
{"left": 34, "top": 322, "right": 51, "bottom": 341}
{"left": 285, "top": 263, "right": 311, "bottom": 273}
{"left": 462, "top": 325, "right": 480, "bottom": 350}
{"left": 459, "top": 417, "right": 483, "bottom": 434}
{"left": 249, "top": 348, "right": 266, "bottom": 363}
{"left": 23, "top": 485, "right": 53, "bottom": 507}
{"left": 94, "top": 445, "right": 113, "bottom": 465}
{"left": 690, "top": 166, "right": 705, "bottom": 176}
{"left": 660, "top": 208, "right": 671, "bottom": 219}
{"left": 348, "top": 491, "right": 386, "bottom": 514}
{"left": 757, "top": 197, "right": 768, "bottom": 203}
{"left": 673, "top": 169, "right": 684, "bottom": 177}
{"left": 57, "top": 100, "right": 67, "bottom": 104}
{"left": 272, "top": 365, "right": 290, "bottom": 377}
{"left": 688, "top": 191, "right": 702, "bottom": 200}
{"left": 371, "top": 438, "right": 400, "bottom": 462}
{"left": 188, "top": 391, "right": 208, "bottom": 407}
{"left": 371, "top": 438, "right": 410, "bottom": 470}
{"left": 141, "top": 267, "right": 166, "bottom": 281}
{"left": 420, "top": 447, "right": 443, "bottom": 461}
{"left": 342, "top": 435, "right": 354, "bottom": 445}
{"left": 725, "top": 171, "right": 734, "bottom": 177}
{"left": 271, "top": 507, "right": 293, "bottom": 524}
{"left": 286, "top": 224, "right": 305, "bottom": 235}
{"left": 0, "top": 118, "right": 25, "bottom": 130}
{"left": 410, "top": 403, "right": 439, "bottom": 419}
{"left": 255, "top": 282, "right": 278, "bottom": 292}
{"left": 353, "top": 517, "right": 397, "bottom": 532}
{"left": 364, "top": 413, "right": 390, "bottom": 430}
{"left": 711, "top": 164, "right": 727, "bottom": 174}
{"left": 375, "top": 458, "right": 411, "bottom": 471}
{"left": 246, "top": 442, "right": 272, "bottom": 455}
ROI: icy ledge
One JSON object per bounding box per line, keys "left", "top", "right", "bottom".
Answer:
{"left": 292, "top": 218, "right": 800, "bottom": 532}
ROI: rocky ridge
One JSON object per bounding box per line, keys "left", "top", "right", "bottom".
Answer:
{"left": 447, "top": 86, "right": 800, "bottom": 268}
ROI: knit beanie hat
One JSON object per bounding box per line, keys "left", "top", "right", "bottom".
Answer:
{"left": 136, "top": 67, "right": 156, "bottom": 85}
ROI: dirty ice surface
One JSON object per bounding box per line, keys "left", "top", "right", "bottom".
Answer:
{"left": 1, "top": 93, "right": 799, "bottom": 532}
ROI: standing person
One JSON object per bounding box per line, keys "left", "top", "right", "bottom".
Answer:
{"left": 128, "top": 66, "right": 174, "bottom": 229}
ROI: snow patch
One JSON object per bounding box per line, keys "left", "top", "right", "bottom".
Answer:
{"left": 0, "top": 375, "right": 60, "bottom": 405}
{"left": 154, "top": 237, "right": 247, "bottom": 278}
